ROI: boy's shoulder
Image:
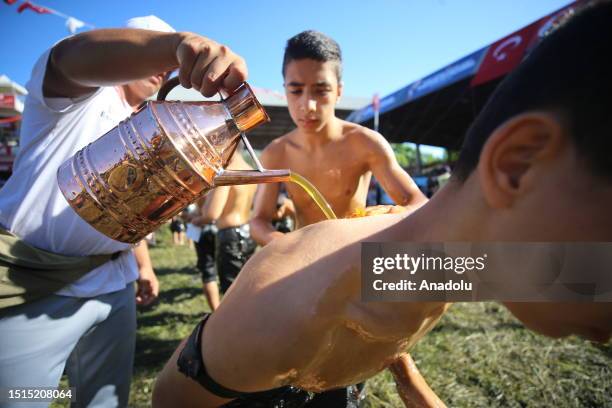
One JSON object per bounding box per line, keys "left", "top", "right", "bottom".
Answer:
{"left": 341, "top": 120, "right": 390, "bottom": 149}
{"left": 260, "top": 129, "right": 300, "bottom": 166}
{"left": 267, "top": 129, "right": 297, "bottom": 147}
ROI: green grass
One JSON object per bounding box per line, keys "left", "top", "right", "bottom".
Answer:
{"left": 364, "top": 303, "right": 611, "bottom": 408}
{"left": 55, "top": 228, "right": 611, "bottom": 407}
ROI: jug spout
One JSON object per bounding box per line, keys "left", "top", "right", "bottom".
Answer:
{"left": 213, "top": 169, "right": 291, "bottom": 186}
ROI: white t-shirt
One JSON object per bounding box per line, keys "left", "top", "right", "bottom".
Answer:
{"left": 0, "top": 48, "right": 139, "bottom": 298}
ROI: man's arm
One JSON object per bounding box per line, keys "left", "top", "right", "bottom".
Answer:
{"left": 45, "top": 29, "right": 247, "bottom": 98}
{"left": 133, "top": 240, "right": 159, "bottom": 306}
{"left": 249, "top": 146, "right": 285, "bottom": 246}
{"left": 363, "top": 130, "right": 427, "bottom": 208}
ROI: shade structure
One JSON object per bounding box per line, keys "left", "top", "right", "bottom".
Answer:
{"left": 0, "top": 74, "right": 27, "bottom": 115}
{"left": 346, "top": 1, "right": 584, "bottom": 150}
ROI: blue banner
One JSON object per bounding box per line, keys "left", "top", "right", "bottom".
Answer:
{"left": 347, "top": 47, "right": 487, "bottom": 124}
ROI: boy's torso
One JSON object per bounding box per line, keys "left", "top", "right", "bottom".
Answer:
{"left": 273, "top": 123, "right": 373, "bottom": 226}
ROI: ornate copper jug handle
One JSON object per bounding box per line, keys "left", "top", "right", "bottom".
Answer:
{"left": 157, "top": 76, "right": 181, "bottom": 101}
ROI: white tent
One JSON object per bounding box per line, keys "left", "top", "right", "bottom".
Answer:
{"left": 0, "top": 75, "right": 27, "bottom": 114}
{"left": 0, "top": 75, "right": 27, "bottom": 95}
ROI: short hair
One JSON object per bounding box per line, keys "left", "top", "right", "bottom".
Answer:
{"left": 282, "top": 30, "right": 343, "bottom": 81}
{"left": 453, "top": 0, "right": 612, "bottom": 182}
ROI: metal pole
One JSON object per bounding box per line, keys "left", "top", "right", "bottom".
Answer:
{"left": 374, "top": 109, "right": 379, "bottom": 133}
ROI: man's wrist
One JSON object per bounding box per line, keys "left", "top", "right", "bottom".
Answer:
{"left": 145, "top": 30, "right": 185, "bottom": 72}
{"left": 139, "top": 264, "right": 154, "bottom": 273}
{"left": 167, "top": 32, "right": 187, "bottom": 66}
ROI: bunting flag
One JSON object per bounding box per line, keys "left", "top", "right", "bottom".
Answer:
{"left": 66, "top": 16, "right": 85, "bottom": 34}
{"left": 2, "top": 0, "right": 94, "bottom": 34}
{"left": 17, "top": 1, "right": 49, "bottom": 13}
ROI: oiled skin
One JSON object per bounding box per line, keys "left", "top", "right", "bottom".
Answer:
{"left": 153, "top": 212, "right": 448, "bottom": 408}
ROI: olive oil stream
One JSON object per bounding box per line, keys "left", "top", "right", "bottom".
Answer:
{"left": 288, "top": 173, "right": 337, "bottom": 220}
{"left": 211, "top": 170, "right": 336, "bottom": 220}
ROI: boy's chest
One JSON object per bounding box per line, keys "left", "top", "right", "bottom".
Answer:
{"left": 282, "top": 148, "right": 367, "bottom": 202}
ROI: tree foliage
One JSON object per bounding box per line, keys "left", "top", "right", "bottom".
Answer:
{"left": 391, "top": 143, "right": 438, "bottom": 168}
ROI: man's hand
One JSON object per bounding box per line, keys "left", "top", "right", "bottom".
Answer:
{"left": 275, "top": 199, "right": 296, "bottom": 221}
{"left": 133, "top": 240, "right": 158, "bottom": 306}
{"left": 175, "top": 33, "right": 248, "bottom": 97}
{"left": 136, "top": 264, "right": 159, "bottom": 306}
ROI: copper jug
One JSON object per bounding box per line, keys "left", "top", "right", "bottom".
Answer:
{"left": 57, "top": 79, "right": 289, "bottom": 244}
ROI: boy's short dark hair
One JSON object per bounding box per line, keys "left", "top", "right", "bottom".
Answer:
{"left": 282, "top": 30, "right": 343, "bottom": 81}
{"left": 453, "top": 0, "right": 612, "bottom": 182}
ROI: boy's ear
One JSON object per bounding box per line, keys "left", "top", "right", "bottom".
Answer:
{"left": 477, "top": 112, "right": 565, "bottom": 208}
{"left": 336, "top": 81, "right": 344, "bottom": 100}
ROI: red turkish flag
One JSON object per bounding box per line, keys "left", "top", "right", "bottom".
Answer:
{"left": 472, "top": 1, "right": 580, "bottom": 87}
{"left": 3, "top": 0, "right": 19, "bottom": 5}
{"left": 17, "top": 1, "right": 51, "bottom": 14}
{"left": 471, "top": 21, "right": 541, "bottom": 87}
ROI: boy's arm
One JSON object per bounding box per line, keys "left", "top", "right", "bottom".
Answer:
{"left": 191, "top": 186, "right": 230, "bottom": 226}
{"left": 363, "top": 131, "right": 427, "bottom": 208}
{"left": 389, "top": 354, "right": 447, "bottom": 408}
{"left": 250, "top": 183, "right": 285, "bottom": 245}
{"left": 348, "top": 205, "right": 446, "bottom": 408}
{"left": 249, "top": 146, "right": 286, "bottom": 245}
{"left": 45, "top": 29, "right": 247, "bottom": 98}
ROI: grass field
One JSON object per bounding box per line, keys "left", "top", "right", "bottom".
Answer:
{"left": 54, "top": 227, "right": 612, "bottom": 407}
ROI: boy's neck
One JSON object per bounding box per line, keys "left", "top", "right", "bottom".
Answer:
{"left": 393, "top": 181, "right": 486, "bottom": 243}
{"left": 300, "top": 116, "right": 343, "bottom": 149}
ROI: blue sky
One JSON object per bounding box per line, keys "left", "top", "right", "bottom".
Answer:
{"left": 2, "top": 0, "right": 572, "bottom": 100}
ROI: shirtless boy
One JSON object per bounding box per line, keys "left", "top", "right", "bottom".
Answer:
{"left": 249, "top": 30, "right": 432, "bottom": 406}
{"left": 191, "top": 148, "right": 258, "bottom": 309}
{"left": 250, "top": 30, "right": 427, "bottom": 246}
{"left": 202, "top": 148, "right": 257, "bottom": 294}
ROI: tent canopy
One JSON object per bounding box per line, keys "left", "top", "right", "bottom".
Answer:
{"left": 346, "top": 1, "right": 581, "bottom": 150}
{"left": 0, "top": 75, "right": 27, "bottom": 96}
{"left": 0, "top": 75, "right": 27, "bottom": 115}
